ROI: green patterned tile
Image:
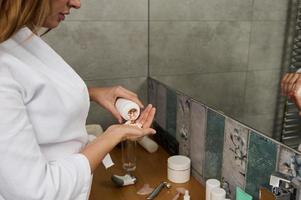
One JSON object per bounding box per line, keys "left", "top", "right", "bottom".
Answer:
{"left": 204, "top": 109, "right": 225, "bottom": 180}
{"left": 245, "top": 131, "right": 278, "bottom": 199}
{"left": 166, "top": 88, "right": 177, "bottom": 138}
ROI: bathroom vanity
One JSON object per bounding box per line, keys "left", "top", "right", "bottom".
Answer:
{"left": 89, "top": 145, "right": 205, "bottom": 200}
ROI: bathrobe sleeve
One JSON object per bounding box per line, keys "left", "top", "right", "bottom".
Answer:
{"left": 0, "top": 66, "right": 92, "bottom": 199}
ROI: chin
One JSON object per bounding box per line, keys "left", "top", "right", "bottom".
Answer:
{"left": 43, "top": 21, "right": 60, "bottom": 29}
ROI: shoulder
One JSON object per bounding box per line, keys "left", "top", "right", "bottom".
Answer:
{"left": 0, "top": 50, "right": 24, "bottom": 78}
{"left": 0, "top": 51, "right": 24, "bottom": 92}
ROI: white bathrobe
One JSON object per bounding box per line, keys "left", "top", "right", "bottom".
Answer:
{"left": 0, "top": 27, "right": 92, "bottom": 200}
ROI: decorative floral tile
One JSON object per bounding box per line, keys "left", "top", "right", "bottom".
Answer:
{"left": 245, "top": 131, "right": 278, "bottom": 200}
{"left": 155, "top": 83, "right": 167, "bottom": 129}
{"left": 148, "top": 78, "right": 157, "bottom": 107}
{"left": 190, "top": 101, "right": 207, "bottom": 178}
{"left": 166, "top": 88, "right": 177, "bottom": 138}
{"left": 278, "top": 146, "right": 297, "bottom": 177}
{"left": 222, "top": 118, "right": 249, "bottom": 199}
{"left": 176, "top": 94, "right": 191, "bottom": 156}
{"left": 277, "top": 146, "right": 301, "bottom": 181}
{"left": 204, "top": 109, "right": 225, "bottom": 180}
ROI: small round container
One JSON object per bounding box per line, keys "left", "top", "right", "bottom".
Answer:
{"left": 210, "top": 188, "right": 226, "bottom": 200}
{"left": 167, "top": 155, "right": 191, "bottom": 183}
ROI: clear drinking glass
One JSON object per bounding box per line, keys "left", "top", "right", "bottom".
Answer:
{"left": 122, "top": 140, "right": 137, "bottom": 172}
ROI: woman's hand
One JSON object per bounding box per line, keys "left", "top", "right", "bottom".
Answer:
{"left": 106, "top": 124, "right": 156, "bottom": 141}
{"left": 281, "top": 72, "right": 301, "bottom": 115}
{"left": 81, "top": 104, "right": 156, "bottom": 172}
{"left": 88, "top": 86, "right": 144, "bottom": 123}
{"left": 135, "top": 104, "right": 156, "bottom": 129}
{"left": 281, "top": 73, "right": 301, "bottom": 97}
{"left": 105, "top": 104, "right": 156, "bottom": 141}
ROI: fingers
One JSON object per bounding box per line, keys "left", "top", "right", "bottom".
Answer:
{"left": 287, "top": 82, "right": 301, "bottom": 115}
{"left": 135, "top": 104, "right": 156, "bottom": 128}
{"left": 281, "top": 73, "right": 301, "bottom": 96}
{"left": 115, "top": 86, "right": 144, "bottom": 108}
{"left": 136, "top": 104, "right": 152, "bottom": 125}
{"left": 143, "top": 107, "right": 156, "bottom": 128}
{"left": 281, "top": 73, "right": 292, "bottom": 96}
{"left": 294, "top": 93, "right": 301, "bottom": 112}
{"left": 286, "top": 74, "right": 299, "bottom": 96}
{"left": 121, "top": 124, "right": 156, "bottom": 141}
{"left": 126, "top": 127, "right": 156, "bottom": 141}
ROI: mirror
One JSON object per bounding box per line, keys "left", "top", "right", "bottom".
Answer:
{"left": 149, "top": 0, "right": 297, "bottom": 142}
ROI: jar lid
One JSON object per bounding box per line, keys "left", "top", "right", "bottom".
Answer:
{"left": 168, "top": 155, "right": 191, "bottom": 170}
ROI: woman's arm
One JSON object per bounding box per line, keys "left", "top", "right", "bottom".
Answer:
{"left": 81, "top": 104, "right": 156, "bottom": 172}
{"left": 0, "top": 68, "right": 92, "bottom": 200}
{"left": 281, "top": 72, "right": 301, "bottom": 115}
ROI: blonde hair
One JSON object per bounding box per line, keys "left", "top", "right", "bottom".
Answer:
{"left": 0, "top": 0, "right": 51, "bottom": 43}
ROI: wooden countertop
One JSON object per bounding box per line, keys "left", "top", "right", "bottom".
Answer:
{"left": 89, "top": 145, "right": 205, "bottom": 200}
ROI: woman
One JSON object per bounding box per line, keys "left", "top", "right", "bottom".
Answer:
{"left": 0, "top": 0, "right": 156, "bottom": 199}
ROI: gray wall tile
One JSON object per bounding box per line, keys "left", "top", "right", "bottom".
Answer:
{"left": 69, "top": 0, "right": 148, "bottom": 21}
{"left": 85, "top": 77, "right": 147, "bottom": 128}
{"left": 244, "top": 70, "right": 281, "bottom": 116}
{"left": 148, "top": 1, "right": 289, "bottom": 137}
{"left": 152, "top": 72, "right": 246, "bottom": 120}
{"left": 44, "top": 21, "right": 147, "bottom": 80}
{"left": 248, "top": 21, "right": 286, "bottom": 71}
{"left": 150, "top": 0, "right": 252, "bottom": 20}
{"left": 150, "top": 21, "right": 251, "bottom": 76}
{"left": 253, "top": 0, "right": 289, "bottom": 20}
{"left": 242, "top": 113, "right": 275, "bottom": 137}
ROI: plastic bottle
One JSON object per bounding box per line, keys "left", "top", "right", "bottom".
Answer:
{"left": 138, "top": 136, "right": 158, "bottom": 153}
{"left": 115, "top": 98, "right": 140, "bottom": 121}
{"left": 184, "top": 190, "right": 190, "bottom": 200}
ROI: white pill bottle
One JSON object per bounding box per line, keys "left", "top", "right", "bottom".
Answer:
{"left": 115, "top": 98, "right": 140, "bottom": 121}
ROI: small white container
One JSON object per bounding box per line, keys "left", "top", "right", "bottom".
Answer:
{"left": 206, "top": 179, "right": 220, "bottom": 200}
{"left": 167, "top": 155, "right": 191, "bottom": 183}
{"left": 210, "top": 188, "right": 226, "bottom": 200}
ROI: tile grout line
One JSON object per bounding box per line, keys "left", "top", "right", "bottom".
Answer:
{"left": 241, "top": 0, "right": 256, "bottom": 130}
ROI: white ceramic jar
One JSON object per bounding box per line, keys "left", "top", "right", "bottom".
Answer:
{"left": 167, "top": 155, "right": 191, "bottom": 183}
